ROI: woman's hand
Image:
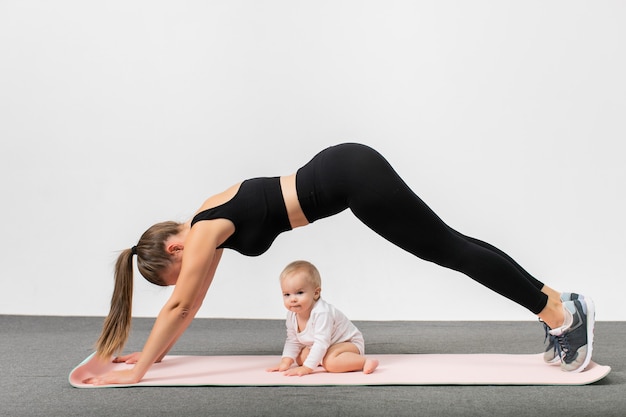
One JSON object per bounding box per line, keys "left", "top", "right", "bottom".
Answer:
{"left": 83, "top": 369, "right": 141, "bottom": 386}
{"left": 112, "top": 352, "right": 142, "bottom": 364}
{"left": 112, "top": 352, "right": 164, "bottom": 364}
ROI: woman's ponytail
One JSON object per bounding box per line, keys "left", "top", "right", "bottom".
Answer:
{"left": 94, "top": 221, "right": 182, "bottom": 358}
{"left": 95, "top": 248, "right": 135, "bottom": 358}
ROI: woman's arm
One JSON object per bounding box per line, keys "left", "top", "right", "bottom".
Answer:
{"left": 86, "top": 220, "right": 232, "bottom": 385}
{"left": 113, "top": 248, "right": 224, "bottom": 365}
{"left": 154, "top": 247, "right": 224, "bottom": 362}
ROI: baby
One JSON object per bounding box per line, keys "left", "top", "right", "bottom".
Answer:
{"left": 267, "top": 260, "right": 379, "bottom": 376}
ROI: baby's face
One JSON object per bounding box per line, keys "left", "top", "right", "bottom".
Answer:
{"left": 280, "top": 271, "right": 320, "bottom": 317}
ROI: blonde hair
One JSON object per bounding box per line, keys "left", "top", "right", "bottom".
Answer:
{"left": 95, "top": 221, "right": 182, "bottom": 358}
{"left": 279, "top": 260, "right": 322, "bottom": 288}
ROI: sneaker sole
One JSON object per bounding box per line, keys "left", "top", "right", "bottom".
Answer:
{"left": 546, "top": 354, "right": 561, "bottom": 365}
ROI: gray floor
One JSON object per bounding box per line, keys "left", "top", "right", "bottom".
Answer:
{"left": 1, "top": 316, "right": 623, "bottom": 417}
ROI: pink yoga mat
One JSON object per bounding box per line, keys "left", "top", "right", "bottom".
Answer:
{"left": 69, "top": 353, "right": 610, "bottom": 388}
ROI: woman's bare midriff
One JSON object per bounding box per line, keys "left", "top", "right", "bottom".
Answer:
{"left": 195, "top": 175, "right": 309, "bottom": 230}
{"left": 280, "top": 174, "right": 309, "bottom": 229}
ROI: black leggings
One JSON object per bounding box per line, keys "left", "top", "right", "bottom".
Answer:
{"left": 296, "top": 143, "right": 548, "bottom": 314}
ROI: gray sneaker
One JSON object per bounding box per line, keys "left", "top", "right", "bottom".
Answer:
{"left": 542, "top": 293, "right": 583, "bottom": 364}
{"left": 551, "top": 297, "right": 595, "bottom": 372}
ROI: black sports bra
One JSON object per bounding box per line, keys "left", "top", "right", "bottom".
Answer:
{"left": 190, "top": 177, "right": 292, "bottom": 256}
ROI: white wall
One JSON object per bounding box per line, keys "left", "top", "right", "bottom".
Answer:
{"left": 1, "top": 1, "right": 624, "bottom": 321}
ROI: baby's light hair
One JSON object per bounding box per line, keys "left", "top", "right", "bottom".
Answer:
{"left": 279, "top": 260, "right": 322, "bottom": 288}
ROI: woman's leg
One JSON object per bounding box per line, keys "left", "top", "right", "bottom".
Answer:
{"left": 537, "top": 285, "right": 564, "bottom": 328}
{"left": 342, "top": 144, "right": 593, "bottom": 372}
{"left": 338, "top": 145, "right": 549, "bottom": 315}
{"left": 298, "top": 143, "right": 550, "bottom": 314}
{"left": 298, "top": 143, "right": 593, "bottom": 371}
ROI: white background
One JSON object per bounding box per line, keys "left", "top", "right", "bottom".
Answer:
{"left": 1, "top": 1, "right": 624, "bottom": 321}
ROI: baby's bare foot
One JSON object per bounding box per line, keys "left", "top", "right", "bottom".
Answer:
{"left": 363, "top": 358, "right": 379, "bottom": 374}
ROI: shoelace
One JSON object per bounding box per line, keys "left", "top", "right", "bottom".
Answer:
{"left": 554, "top": 332, "right": 574, "bottom": 362}
{"left": 542, "top": 321, "right": 559, "bottom": 358}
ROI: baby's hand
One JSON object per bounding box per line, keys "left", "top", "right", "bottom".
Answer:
{"left": 266, "top": 358, "right": 293, "bottom": 372}
{"left": 265, "top": 364, "right": 283, "bottom": 372}
{"left": 282, "top": 366, "right": 313, "bottom": 377}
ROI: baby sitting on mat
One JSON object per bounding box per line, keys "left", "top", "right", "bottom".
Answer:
{"left": 267, "top": 260, "right": 379, "bottom": 376}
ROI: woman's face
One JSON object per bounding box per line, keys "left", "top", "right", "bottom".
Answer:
{"left": 161, "top": 258, "right": 182, "bottom": 286}
{"left": 160, "top": 232, "right": 187, "bottom": 286}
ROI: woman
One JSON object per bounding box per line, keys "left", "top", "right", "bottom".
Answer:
{"left": 86, "top": 143, "right": 594, "bottom": 385}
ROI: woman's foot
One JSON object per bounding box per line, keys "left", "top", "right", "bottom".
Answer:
{"left": 542, "top": 293, "right": 583, "bottom": 364}
{"left": 549, "top": 296, "right": 595, "bottom": 372}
